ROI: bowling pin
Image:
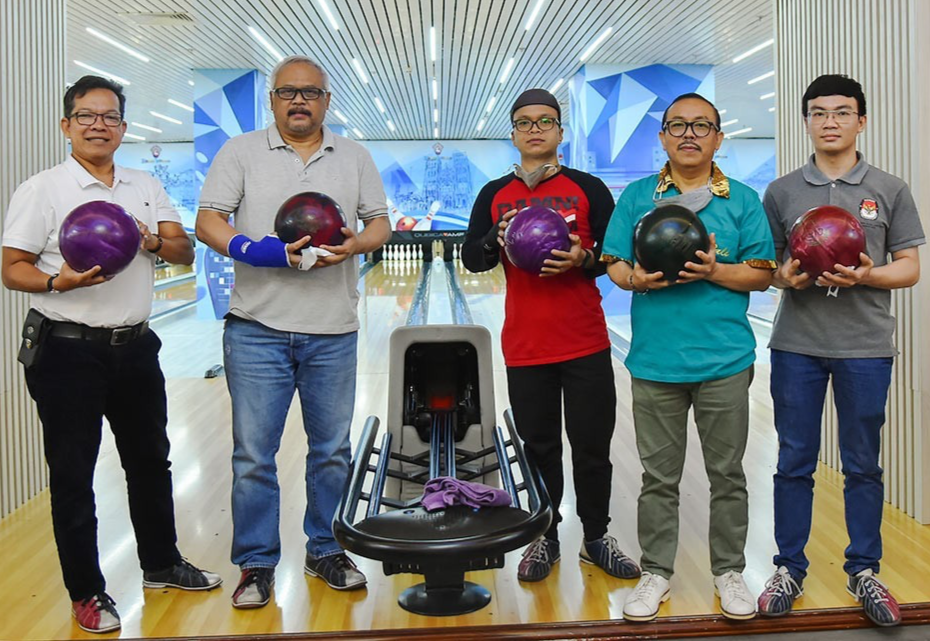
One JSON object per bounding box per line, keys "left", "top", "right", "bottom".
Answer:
{"left": 412, "top": 201, "right": 441, "bottom": 232}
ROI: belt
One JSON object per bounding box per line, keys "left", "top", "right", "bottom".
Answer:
{"left": 48, "top": 320, "right": 150, "bottom": 346}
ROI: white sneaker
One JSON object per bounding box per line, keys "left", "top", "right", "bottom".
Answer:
{"left": 622, "top": 572, "right": 670, "bottom": 622}
{"left": 714, "top": 570, "right": 757, "bottom": 620}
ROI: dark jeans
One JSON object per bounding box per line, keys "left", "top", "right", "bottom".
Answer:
{"left": 24, "top": 330, "right": 181, "bottom": 601}
{"left": 506, "top": 348, "right": 616, "bottom": 541}
{"left": 770, "top": 349, "right": 893, "bottom": 579}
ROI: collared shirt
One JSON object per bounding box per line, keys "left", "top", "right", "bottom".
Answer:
{"left": 655, "top": 161, "right": 730, "bottom": 198}
{"left": 2, "top": 156, "right": 181, "bottom": 327}
{"left": 601, "top": 169, "right": 776, "bottom": 383}
{"left": 764, "top": 153, "right": 925, "bottom": 358}
{"left": 199, "top": 124, "right": 388, "bottom": 334}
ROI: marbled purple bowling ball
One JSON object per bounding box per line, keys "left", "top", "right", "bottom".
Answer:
{"left": 59, "top": 201, "right": 139, "bottom": 277}
{"left": 503, "top": 205, "right": 571, "bottom": 274}
{"left": 274, "top": 191, "right": 347, "bottom": 247}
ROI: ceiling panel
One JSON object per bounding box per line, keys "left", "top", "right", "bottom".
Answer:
{"left": 65, "top": 0, "right": 776, "bottom": 142}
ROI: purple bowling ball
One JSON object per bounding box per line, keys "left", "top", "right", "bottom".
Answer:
{"left": 504, "top": 205, "right": 571, "bottom": 274}
{"left": 59, "top": 201, "right": 139, "bottom": 277}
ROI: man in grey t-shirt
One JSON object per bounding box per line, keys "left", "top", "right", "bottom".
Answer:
{"left": 757, "top": 75, "right": 924, "bottom": 628}
{"left": 196, "top": 55, "right": 390, "bottom": 609}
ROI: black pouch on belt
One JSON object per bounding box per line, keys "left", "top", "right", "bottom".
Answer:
{"left": 17, "top": 308, "right": 52, "bottom": 369}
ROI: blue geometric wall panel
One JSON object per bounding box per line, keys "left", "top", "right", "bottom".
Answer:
{"left": 193, "top": 68, "right": 265, "bottom": 320}
{"left": 569, "top": 64, "right": 713, "bottom": 189}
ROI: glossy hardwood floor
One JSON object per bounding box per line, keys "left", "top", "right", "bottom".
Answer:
{"left": 1, "top": 260, "right": 928, "bottom": 639}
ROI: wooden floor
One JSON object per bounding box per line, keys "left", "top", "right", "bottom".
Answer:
{"left": 1, "top": 260, "right": 929, "bottom": 639}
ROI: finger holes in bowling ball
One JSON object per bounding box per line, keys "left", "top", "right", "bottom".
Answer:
{"left": 503, "top": 205, "right": 571, "bottom": 275}
{"left": 633, "top": 204, "right": 710, "bottom": 281}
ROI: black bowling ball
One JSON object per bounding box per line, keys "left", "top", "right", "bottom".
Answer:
{"left": 633, "top": 204, "right": 710, "bottom": 281}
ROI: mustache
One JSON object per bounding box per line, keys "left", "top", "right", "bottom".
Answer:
{"left": 288, "top": 107, "right": 312, "bottom": 116}
{"left": 678, "top": 141, "right": 701, "bottom": 150}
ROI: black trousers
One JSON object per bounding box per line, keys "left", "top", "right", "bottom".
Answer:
{"left": 24, "top": 330, "right": 181, "bottom": 601}
{"left": 506, "top": 348, "right": 616, "bottom": 542}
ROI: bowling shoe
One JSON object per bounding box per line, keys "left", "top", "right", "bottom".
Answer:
{"left": 580, "top": 534, "right": 641, "bottom": 579}
{"left": 231, "top": 567, "right": 275, "bottom": 609}
{"left": 757, "top": 566, "right": 803, "bottom": 616}
{"left": 71, "top": 592, "right": 120, "bottom": 634}
{"left": 622, "top": 572, "right": 670, "bottom": 622}
{"left": 143, "top": 558, "right": 222, "bottom": 590}
{"left": 305, "top": 552, "right": 367, "bottom": 590}
{"left": 714, "top": 570, "right": 756, "bottom": 620}
{"left": 517, "top": 537, "right": 560, "bottom": 581}
{"left": 847, "top": 569, "right": 901, "bottom": 627}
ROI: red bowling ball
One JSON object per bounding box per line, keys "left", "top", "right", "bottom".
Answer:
{"left": 396, "top": 216, "right": 417, "bottom": 231}
{"left": 789, "top": 205, "right": 866, "bottom": 276}
{"left": 503, "top": 205, "right": 571, "bottom": 275}
{"left": 59, "top": 201, "right": 140, "bottom": 277}
{"left": 274, "top": 192, "right": 347, "bottom": 247}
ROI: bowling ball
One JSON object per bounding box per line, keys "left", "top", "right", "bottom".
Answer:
{"left": 503, "top": 205, "right": 571, "bottom": 274}
{"left": 396, "top": 216, "right": 416, "bottom": 231}
{"left": 274, "top": 192, "right": 347, "bottom": 247}
{"left": 633, "top": 204, "right": 710, "bottom": 280}
{"left": 58, "top": 201, "right": 139, "bottom": 277}
{"left": 788, "top": 205, "right": 866, "bottom": 275}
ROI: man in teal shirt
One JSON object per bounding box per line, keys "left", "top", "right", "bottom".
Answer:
{"left": 601, "top": 93, "right": 775, "bottom": 623}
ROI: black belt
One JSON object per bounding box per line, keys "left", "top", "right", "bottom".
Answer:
{"left": 48, "top": 320, "right": 149, "bottom": 346}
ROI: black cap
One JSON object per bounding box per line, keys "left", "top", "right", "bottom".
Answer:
{"left": 510, "top": 88, "right": 561, "bottom": 120}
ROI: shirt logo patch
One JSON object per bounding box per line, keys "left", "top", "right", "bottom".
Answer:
{"left": 859, "top": 198, "right": 878, "bottom": 220}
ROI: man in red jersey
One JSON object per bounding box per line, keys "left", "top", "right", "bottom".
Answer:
{"left": 462, "top": 88, "right": 640, "bottom": 583}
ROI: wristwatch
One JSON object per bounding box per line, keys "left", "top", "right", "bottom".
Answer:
{"left": 147, "top": 235, "right": 164, "bottom": 254}
{"left": 47, "top": 273, "right": 60, "bottom": 293}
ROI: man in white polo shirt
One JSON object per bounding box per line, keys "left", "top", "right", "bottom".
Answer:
{"left": 1, "top": 75, "right": 221, "bottom": 634}
{"left": 196, "top": 55, "right": 391, "bottom": 609}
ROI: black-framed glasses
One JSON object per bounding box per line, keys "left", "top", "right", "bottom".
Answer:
{"left": 807, "top": 109, "right": 859, "bottom": 125}
{"left": 512, "top": 117, "right": 560, "bottom": 132}
{"left": 70, "top": 112, "right": 123, "bottom": 127}
{"left": 663, "top": 120, "right": 718, "bottom": 138}
{"left": 272, "top": 86, "right": 329, "bottom": 101}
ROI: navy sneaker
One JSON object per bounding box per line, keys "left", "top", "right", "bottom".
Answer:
{"left": 847, "top": 569, "right": 901, "bottom": 627}
{"left": 758, "top": 566, "right": 804, "bottom": 616}
{"left": 231, "top": 567, "right": 275, "bottom": 609}
{"left": 305, "top": 553, "right": 367, "bottom": 590}
{"left": 580, "top": 535, "right": 641, "bottom": 579}
{"left": 518, "top": 538, "right": 561, "bottom": 582}
{"left": 143, "top": 559, "right": 222, "bottom": 591}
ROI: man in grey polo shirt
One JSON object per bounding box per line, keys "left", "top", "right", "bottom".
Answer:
{"left": 757, "top": 74, "right": 924, "bottom": 627}
{"left": 196, "top": 55, "right": 390, "bottom": 609}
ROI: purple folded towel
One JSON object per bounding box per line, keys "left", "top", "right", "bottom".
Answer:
{"left": 421, "top": 476, "right": 512, "bottom": 512}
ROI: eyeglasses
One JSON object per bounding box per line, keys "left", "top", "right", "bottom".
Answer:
{"left": 512, "top": 117, "right": 560, "bottom": 132}
{"left": 272, "top": 86, "right": 329, "bottom": 101}
{"left": 70, "top": 112, "right": 123, "bottom": 127}
{"left": 807, "top": 109, "right": 859, "bottom": 125}
{"left": 663, "top": 120, "right": 718, "bottom": 138}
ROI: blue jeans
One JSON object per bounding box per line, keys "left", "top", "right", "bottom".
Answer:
{"left": 223, "top": 317, "right": 357, "bottom": 568}
{"left": 770, "top": 349, "right": 893, "bottom": 579}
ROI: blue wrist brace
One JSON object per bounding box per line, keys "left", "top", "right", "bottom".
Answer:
{"left": 227, "top": 234, "right": 290, "bottom": 268}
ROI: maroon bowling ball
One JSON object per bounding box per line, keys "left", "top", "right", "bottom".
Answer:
{"left": 503, "top": 205, "right": 571, "bottom": 274}
{"left": 274, "top": 192, "right": 347, "bottom": 247}
{"left": 633, "top": 204, "right": 710, "bottom": 280}
{"left": 59, "top": 201, "right": 139, "bottom": 277}
{"left": 788, "top": 205, "right": 866, "bottom": 276}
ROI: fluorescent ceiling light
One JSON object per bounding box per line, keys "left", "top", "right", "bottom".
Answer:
{"left": 718, "top": 109, "right": 727, "bottom": 115}
{"left": 247, "top": 26, "right": 283, "bottom": 62}
{"left": 499, "top": 58, "right": 515, "bottom": 83}
{"left": 434, "top": 108, "right": 439, "bottom": 122}
{"left": 150, "top": 110, "right": 182, "bottom": 125}
{"left": 432, "top": 78, "right": 438, "bottom": 101}
{"left": 168, "top": 98, "right": 194, "bottom": 112}
{"left": 352, "top": 58, "right": 369, "bottom": 84}
{"left": 188, "top": 80, "right": 194, "bottom": 87}
{"left": 333, "top": 109, "right": 349, "bottom": 123}
{"left": 760, "top": 92, "right": 775, "bottom": 100}
{"left": 131, "top": 122, "right": 162, "bottom": 133}
{"left": 374, "top": 97, "right": 386, "bottom": 113}
{"left": 549, "top": 78, "right": 564, "bottom": 93}
{"left": 477, "top": 118, "right": 486, "bottom": 131}
{"left": 747, "top": 70, "right": 775, "bottom": 85}
{"left": 353, "top": 127, "right": 364, "bottom": 138}
{"left": 317, "top": 0, "right": 340, "bottom": 30}
{"left": 430, "top": 26, "right": 437, "bottom": 62}
{"left": 85, "top": 27, "right": 149, "bottom": 62}
{"left": 769, "top": 106, "right": 776, "bottom": 112}
{"left": 720, "top": 119, "right": 739, "bottom": 128}
{"left": 73, "top": 60, "right": 130, "bottom": 85}
{"left": 580, "top": 27, "right": 612, "bottom": 62}
{"left": 726, "top": 127, "right": 753, "bottom": 137}
{"left": 486, "top": 96, "right": 497, "bottom": 113}
{"left": 433, "top": 127, "right": 439, "bottom": 138}
{"left": 525, "top": 0, "right": 545, "bottom": 31}
{"left": 123, "top": 133, "right": 146, "bottom": 141}
{"left": 732, "top": 38, "right": 774, "bottom": 63}
{"left": 387, "top": 120, "right": 396, "bottom": 131}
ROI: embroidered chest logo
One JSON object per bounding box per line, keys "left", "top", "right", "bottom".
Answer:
{"left": 859, "top": 198, "right": 878, "bottom": 221}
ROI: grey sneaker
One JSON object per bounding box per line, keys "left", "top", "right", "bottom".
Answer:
{"left": 304, "top": 553, "right": 367, "bottom": 590}
{"left": 143, "top": 559, "right": 222, "bottom": 591}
